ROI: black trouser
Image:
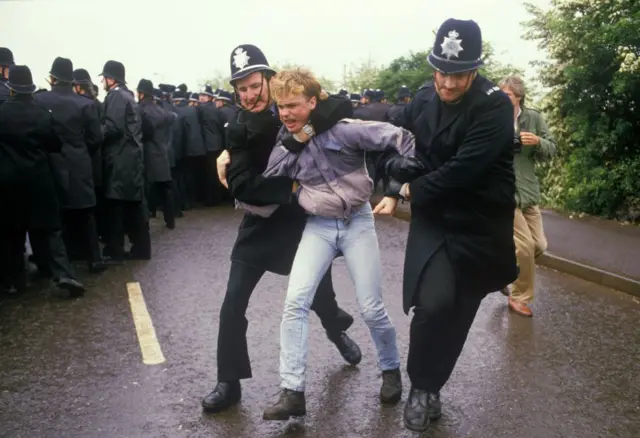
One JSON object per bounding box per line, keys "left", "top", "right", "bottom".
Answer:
{"left": 104, "top": 199, "right": 150, "bottom": 261}
{"left": 95, "top": 186, "right": 107, "bottom": 242}
{"left": 148, "top": 181, "right": 175, "bottom": 228}
{"left": 217, "top": 261, "right": 351, "bottom": 382}
{"left": 61, "top": 208, "right": 102, "bottom": 266}
{"left": 29, "top": 228, "right": 76, "bottom": 281}
{"left": 407, "top": 246, "right": 485, "bottom": 393}
{"left": 185, "top": 156, "right": 208, "bottom": 207}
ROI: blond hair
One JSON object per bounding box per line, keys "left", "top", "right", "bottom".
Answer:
{"left": 270, "top": 67, "right": 329, "bottom": 103}
{"left": 499, "top": 75, "right": 527, "bottom": 106}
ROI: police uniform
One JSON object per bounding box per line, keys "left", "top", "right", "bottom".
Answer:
{"left": 0, "top": 48, "right": 13, "bottom": 106}
{"left": 198, "top": 84, "right": 226, "bottom": 205}
{"left": 387, "top": 19, "right": 518, "bottom": 433}
{"left": 387, "top": 85, "right": 412, "bottom": 125}
{"left": 137, "top": 79, "right": 176, "bottom": 229}
{"left": 99, "top": 60, "right": 150, "bottom": 262}
{"left": 35, "top": 58, "right": 105, "bottom": 272}
{"left": 0, "top": 65, "right": 85, "bottom": 297}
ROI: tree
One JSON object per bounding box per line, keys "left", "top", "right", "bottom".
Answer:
{"left": 341, "top": 58, "right": 383, "bottom": 93}
{"left": 523, "top": 0, "right": 640, "bottom": 221}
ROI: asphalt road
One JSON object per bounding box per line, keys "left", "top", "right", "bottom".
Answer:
{"left": 1, "top": 206, "right": 638, "bottom": 438}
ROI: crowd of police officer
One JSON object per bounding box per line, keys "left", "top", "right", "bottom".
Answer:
{"left": 0, "top": 49, "right": 242, "bottom": 297}
{"left": 0, "top": 46, "right": 412, "bottom": 299}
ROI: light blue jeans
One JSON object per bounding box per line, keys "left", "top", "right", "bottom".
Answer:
{"left": 279, "top": 203, "right": 400, "bottom": 392}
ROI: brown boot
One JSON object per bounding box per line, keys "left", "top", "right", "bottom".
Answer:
{"left": 262, "top": 389, "right": 306, "bottom": 421}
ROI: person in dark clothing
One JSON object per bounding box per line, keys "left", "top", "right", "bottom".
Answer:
{"left": 0, "top": 65, "right": 85, "bottom": 297}
{"left": 173, "top": 89, "right": 206, "bottom": 209}
{"left": 353, "top": 89, "right": 391, "bottom": 189}
{"left": 201, "top": 44, "right": 361, "bottom": 414}
{"left": 99, "top": 60, "right": 150, "bottom": 262}
{"left": 158, "top": 83, "right": 184, "bottom": 218}
{"left": 198, "top": 84, "right": 225, "bottom": 206}
{"left": 385, "top": 19, "right": 518, "bottom": 433}
{"left": 387, "top": 85, "right": 412, "bottom": 125}
{"left": 137, "top": 79, "right": 176, "bottom": 229}
{"left": 214, "top": 90, "right": 238, "bottom": 127}
{"left": 0, "top": 47, "right": 13, "bottom": 106}
{"left": 73, "top": 68, "right": 107, "bottom": 242}
{"left": 35, "top": 58, "right": 105, "bottom": 273}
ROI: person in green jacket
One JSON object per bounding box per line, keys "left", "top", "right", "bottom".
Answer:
{"left": 499, "top": 75, "right": 557, "bottom": 317}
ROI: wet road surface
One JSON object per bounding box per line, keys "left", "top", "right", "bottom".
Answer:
{"left": 1, "top": 206, "right": 639, "bottom": 438}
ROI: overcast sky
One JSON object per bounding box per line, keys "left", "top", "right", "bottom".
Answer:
{"left": 1, "top": 0, "right": 551, "bottom": 91}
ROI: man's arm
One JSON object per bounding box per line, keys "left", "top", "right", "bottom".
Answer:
{"left": 102, "top": 92, "right": 126, "bottom": 141}
{"left": 409, "top": 95, "right": 513, "bottom": 207}
{"left": 533, "top": 112, "right": 557, "bottom": 160}
{"left": 225, "top": 120, "right": 295, "bottom": 206}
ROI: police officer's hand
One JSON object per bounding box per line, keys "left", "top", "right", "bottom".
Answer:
{"left": 217, "top": 150, "right": 231, "bottom": 188}
{"left": 385, "top": 155, "right": 425, "bottom": 183}
{"left": 373, "top": 196, "right": 399, "bottom": 215}
{"left": 520, "top": 131, "right": 540, "bottom": 146}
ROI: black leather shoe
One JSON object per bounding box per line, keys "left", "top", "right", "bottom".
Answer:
{"left": 403, "top": 388, "right": 442, "bottom": 432}
{"left": 327, "top": 331, "right": 362, "bottom": 366}
{"left": 202, "top": 381, "right": 241, "bottom": 413}
{"left": 333, "top": 308, "right": 354, "bottom": 332}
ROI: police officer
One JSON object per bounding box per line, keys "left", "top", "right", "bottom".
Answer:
{"left": 36, "top": 58, "right": 105, "bottom": 272}
{"left": 0, "top": 47, "right": 14, "bottom": 105}
{"left": 74, "top": 68, "right": 107, "bottom": 242}
{"left": 198, "top": 84, "right": 225, "bottom": 206}
{"left": 0, "top": 65, "right": 85, "bottom": 297}
{"left": 214, "top": 90, "right": 237, "bottom": 126}
{"left": 202, "top": 44, "right": 361, "bottom": 413}
{"left": 99, "top": 60, "right": 150, "bottom": 262}
{"left": 188, "top": 92, "right": 200, "bottom": 107}
{"left": 387, "top": 85, "right": 412, "bottom": 124}
{"left": 354, "top": 88, "right": 391, "bottom": 189}
{"left": 158, "top": 83, "right": 184, "bottom": 217}
{"left": 349, "top": 93, "right": 361, "bottom": 109}
{"left": 137, "top": 79, "right": 176, "bottom": 230}
{"left": 173, "top": 86, "right": 206, "bottom": 209}
{"left": 386, "top": 19, "right": 518, "bottom": 432}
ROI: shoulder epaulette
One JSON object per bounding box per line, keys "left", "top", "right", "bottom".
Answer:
{"left": 418, "top": 80, "right": 433, "bottom": 91}
{"left": 485, "top": 85, "right": 500, "bottom": 96}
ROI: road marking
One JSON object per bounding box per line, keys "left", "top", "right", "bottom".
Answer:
{"left": 126, "top": 282, "right": 166, "bottom": 365}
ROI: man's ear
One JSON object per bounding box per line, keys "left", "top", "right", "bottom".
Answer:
{"left": 308, "top": 96, "right": 317, "bottom": 111}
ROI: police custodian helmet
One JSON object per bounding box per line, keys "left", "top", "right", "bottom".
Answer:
{"left": 229, "top": 44, "right": 276, "bottom": 84}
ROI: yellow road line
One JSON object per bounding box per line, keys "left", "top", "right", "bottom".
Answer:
{"left": 126, "top": 282, "right": 166, "bottom": 365}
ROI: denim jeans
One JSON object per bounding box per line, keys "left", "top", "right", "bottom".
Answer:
{"left": 279, "top": 203, "right": 400, "bottom": 392}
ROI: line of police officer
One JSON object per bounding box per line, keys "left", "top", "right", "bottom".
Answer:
{"left": 0, "top": 49, "right": 239, "bottom": 297}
